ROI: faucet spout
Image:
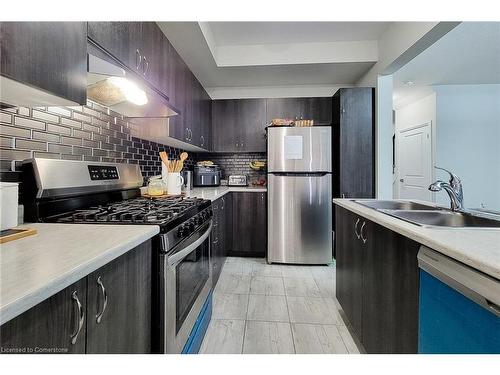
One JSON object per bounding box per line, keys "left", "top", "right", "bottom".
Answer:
{"left": 429, "top": 167, "right": 465, "bottom": 211}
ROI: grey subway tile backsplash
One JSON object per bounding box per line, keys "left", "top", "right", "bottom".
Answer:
{"left": 32, "top": 109, "right": 59, "bottom": 123}
{"left": 15, "top": 138, "right": 47, "bottom": 151}
{"left": 0, "top": 123, "right": 31, "bottom": 138}
{"left": 14, "top": 116, "right": 45, "bottom": 130}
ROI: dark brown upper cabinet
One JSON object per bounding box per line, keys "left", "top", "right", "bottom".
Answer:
{"left": 87, "top": 22, "right": 163, "bottom": 93}
{"left": 332, "top": 88, "right": 375, "bottom": 199}
{"left": 266, "top": 97, "right": 333, "bottom": 125}
{"left": 0, "top": 22, "right": 87, "bottom": 106}
{"left": 212, "top": 99, "right": 267, "bottom": 153}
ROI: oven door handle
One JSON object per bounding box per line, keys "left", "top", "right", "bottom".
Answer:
{"left": 167, "top": 222, "right": 212, "bottom": 267}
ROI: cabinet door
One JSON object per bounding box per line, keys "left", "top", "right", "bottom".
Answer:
{"left": 231, "top": 192, "right": 267, "bottom": 257}
{"left": 88, "top": 22, "right": 139, "bottom": 72}
{"left": 0, "top": 279, "right": 87, "bottom": 353}
{"left": 1, "top": 22, "right": 87, "bottom": 105}
{"left": 266, "top": 98, "right": 302, "bottom": 122}
{"left": 362, "top": 220, "right": 419, "bottom": 353}
{"left": 200, "top": 88, "right": 211, "bottom": 150}
{"left": 167, "top": 45, "right": 188, "bottom": 142}
{"left": 211, "top": 198, "right": 222, "bottom": 288}
{"left": 334, "top": 206, "right": 363, "bottom": 338}
{"left": 189, "top": 76, "right": 202, "bottom": 147}
{"left": 223, "top": 193, "right": 233, "bottom": 256}
{"left": 299, "top": 97, "right": 333, "bottom": 125}
{"left": 86, "top": 241, "right": 152, "bottom": 354}
{"left": 138, "top": 22, "right": 163, "bottom": 89}
{"left": 239, "top": 99, "right": 267, "bottom": 152}
{"left": 212, "top": 100, "right": 239, "bottom": 152}
{"left": 337, "top": 88, "right": 375, "bottom": 198}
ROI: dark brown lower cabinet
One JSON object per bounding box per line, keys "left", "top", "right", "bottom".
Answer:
{"left": 211, "top": 194, "right": 233, "bottom": 288}
{"left": 230, "top": 192, "right": 267, "bottom": 257}
{"left": 335, "top": 205, "right": 420, "bottom": 353}
{"left": 0, "top": 279, "right": 87, "bottom": 354}
{"left": 86, "top": 241, "right": 152, "bottom": 354}
{"left": 0, "top": 241, "right": 152, "bottom": 354}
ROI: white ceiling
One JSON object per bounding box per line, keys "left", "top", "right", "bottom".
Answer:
{"left": 208, "top": 22, "right": 391, "bottom": 45}
{"left": 157, "top": 22, "right": 392, "bottom": 98}
{"left": 393, "top": 22, "right": 500, "bottom": 108}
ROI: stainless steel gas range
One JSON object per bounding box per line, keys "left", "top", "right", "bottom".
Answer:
{"left": 21, "top": 158, "right": 213, "bottom": 353}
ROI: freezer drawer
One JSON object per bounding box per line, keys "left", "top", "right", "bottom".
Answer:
{"left": 267, "top": 126, "right": 332, "bottom": 173}
{"left": 268, "top": 173, "right": 333, "bottom": 264}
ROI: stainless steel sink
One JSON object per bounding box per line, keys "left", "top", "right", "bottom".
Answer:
{"left": 382, "top": 210, "right": 500, "bottom": 228}
{"left": 355, "top": 200, "right": 437, "bottom": 211}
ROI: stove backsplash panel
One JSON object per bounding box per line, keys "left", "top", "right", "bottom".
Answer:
{"left": 0, "top": 101, "right": 194, "bottom": 181}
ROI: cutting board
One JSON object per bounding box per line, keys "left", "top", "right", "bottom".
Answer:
{"left": 0, "top": 228, "right": 37, "bottom": 244}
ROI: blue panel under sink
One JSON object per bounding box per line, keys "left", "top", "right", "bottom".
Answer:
{"left": 182, "top": 291, "right": 212, "bottom": 354}
{"left": 419, "top": 271, "right": 500, "bottom": 354}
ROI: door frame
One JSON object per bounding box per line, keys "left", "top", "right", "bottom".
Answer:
{"left": 395, "top": 121, "right": 435, "bottom": 201}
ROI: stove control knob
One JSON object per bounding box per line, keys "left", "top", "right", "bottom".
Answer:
{"left": 176, "top": 225, "right": 186, "bottom": 238}
{"left": 196, "top": 215, "right": 203, "bottom": 225}
{"left": 187, "top": 220, "right": 195, "bottom": 232}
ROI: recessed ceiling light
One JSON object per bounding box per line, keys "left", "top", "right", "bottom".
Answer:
{"left": 403, "top": 80, "right": 415, "bottom": 86}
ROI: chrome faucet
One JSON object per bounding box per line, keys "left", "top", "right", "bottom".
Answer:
{"left": 429, "top": 166, "right": 464, "bottom": 211}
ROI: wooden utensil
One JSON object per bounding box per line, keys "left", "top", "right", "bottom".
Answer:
{"left": 178, "top": 152, "right": 188, "bottom": 172}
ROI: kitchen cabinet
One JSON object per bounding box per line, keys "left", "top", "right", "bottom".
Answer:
{"left": 0, "top": 241, "right": 152, "bottom": 354}
{"left": 211, "top": 194, "right": 232, "bottom": 287}
{"left": 86, "top": 240, "right": 152, "bottom": 354}
{"left": 332, "top": 88, "right": 375, "bottom": 199}
{"left": 230, "top": 192, "right": 267, "bottom": 257}
{"left": 212, "top": 99, "right": 267, "bottom": 152}
{"left": 335, "top": 205, "right": 420, "bottom": 353}
{"left": 87, "top": 22, "right": 163, "bottom": 91}
{"left": 0, "top": 279, "right": 87, "bottom": 353}
{"left": 0, "top": 22, "right": 87, "bottom": 105}
{"left": 266, "top": 97, "right": 332, "bottom": 125}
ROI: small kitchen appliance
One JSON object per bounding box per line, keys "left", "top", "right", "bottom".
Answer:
{"left": 228, "top": 175, "right": 248, "bottom": 187}
{"left": 193, "top": 165, "right": 221, "bottom": 187}
{"left": 21, "top": 158, "right": 213, "bottom": 354}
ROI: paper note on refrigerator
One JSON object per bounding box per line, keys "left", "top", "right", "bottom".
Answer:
{"left": 284, "top": 136, "right": 303, "bottom": 159}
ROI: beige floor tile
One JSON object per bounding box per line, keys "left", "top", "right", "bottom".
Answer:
{"left": 283, "top": 277, "right": 322, "bottom": 297}
{"left": 221, "top": 261, "right": 253, "bottom": 276}
{"left": 287, "top": 296, "right": 344, "bottom": 325}
{"left": 215, "top": 273, "right": 251, "bottom": 294}
{"left": 281, "top": 265, "right": 313, "bottom": 278}
{"left": 212, "top": 292, "right": 249, "bottom": 320}
{"left": 249, "top": 276, "right": 285, "bottom": 295}
{"left": 310, "top": 265, "right": 335, "bottom": 280}
{"left": 243, "top": 321, "right": 295, "bottom": 354}
{"left": 291, "top": 323, "right": 348, "bottom": 354}
{"left": 337, "top": 325, "right": 362, "bottom": 354}
{"left": 247, "top": 294, "right": 289, "bottom": 322}
{"left": 314, "top": 277, "right": 336, "bottom": 298}
{"left": 200, "top": 319, "right": 245, "bottom": 354}
{"left": 252, "top": 263, "right": 283, "bottom": 277}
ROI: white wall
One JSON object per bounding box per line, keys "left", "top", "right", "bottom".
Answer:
{"left": 394, "top": 93, "right": 437, "bottom": 199}
{"left": 375, "top": 75, "right": 394, "bottom": 199}
{"left": 434, "top": 84, "right": 500, "bottom": 210}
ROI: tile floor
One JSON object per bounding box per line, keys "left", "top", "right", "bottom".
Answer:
{"left": 200, "top": 257, "right": 363, "bottom": 354}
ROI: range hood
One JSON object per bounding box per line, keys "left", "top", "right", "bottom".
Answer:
{"left": 87, "top": 43, "right": 178, "bottom": 121}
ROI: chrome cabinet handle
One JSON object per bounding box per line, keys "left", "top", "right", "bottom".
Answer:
{"left": 221, "top": 197, "right": 225, "bottom": 210}
{"left": 354, "top": 218, "right": 360, "bottom": 239}
{"left": 96, "top": 276, "right": 108, "bottom": 324}
{"left": 143, "top": 56, "right": 149, "bottom": 76}
{"left": 71, "top": 291, "right": 84, "bottom": 345}
{"left": 360, "top": 221, "right": 367, "bottom": 244}
{"left": 185, "top": 128, "right": 189, "bottom": 141}
{"left": 342, "top": 193, "right": 346, "bottom": 198}
{"left": 200, "top": 135, "right": 205, "bottom": 146}
{"left": 135, "top": 49, "right": 142, "bottom": 70}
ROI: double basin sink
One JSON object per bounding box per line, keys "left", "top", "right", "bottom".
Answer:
{"left": 355, "top": 200, "right": 500, "bottom": 228}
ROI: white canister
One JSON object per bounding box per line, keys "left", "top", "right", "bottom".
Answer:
{"left": 166, "top": 172, "right": 184, "bottom": 196}
{"left": 161, "top": 163, "right": 168, "bottom": 185}
{"left": 0, "top": 182, "right": 19, "bottom": 230}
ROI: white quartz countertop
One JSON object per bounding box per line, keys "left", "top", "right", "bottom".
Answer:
{"left": 185, "top": 186, "right": 267, "bottom": 201}
{"left": 0, "top": 223, "right": 159, "bottom": 325}
{"left": 333, "top": 199, "right": 500, "bottom": 280}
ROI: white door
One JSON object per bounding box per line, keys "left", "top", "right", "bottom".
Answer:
{"left": 396, "top": 122, "right": 433, "bottom": 201}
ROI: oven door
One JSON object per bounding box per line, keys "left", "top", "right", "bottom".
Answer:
{"left": 164, "top": 221, "right": 212, "bottom": 353}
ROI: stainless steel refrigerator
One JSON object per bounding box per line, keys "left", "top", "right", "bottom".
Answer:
{"left": 267, "top": 126, "right": 332, "bottom": 265}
